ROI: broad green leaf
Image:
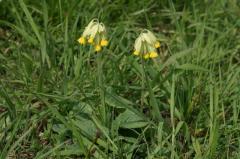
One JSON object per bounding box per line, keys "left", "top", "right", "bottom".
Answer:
{"left": 115, "top": 110, "right": 148, "bottom": 129}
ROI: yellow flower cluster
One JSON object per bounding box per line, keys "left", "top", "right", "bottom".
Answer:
{"left": 78, "top": 19, "right": 108, "bottom": 52}
{"left": 133, "top": 29, "right": 160, "bottom": 59}
{"left": 78, "top": 19, "right": 161, "bottom": 60}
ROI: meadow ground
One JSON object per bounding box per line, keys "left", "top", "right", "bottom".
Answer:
{"left": 0, "top": 0, "right": 240, "bottom": 158}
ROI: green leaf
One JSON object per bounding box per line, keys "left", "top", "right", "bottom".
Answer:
{"left": 0, "top": 20, "right": 38, "bottom": 45}
{"left": 19, "top": 0, "right": 41, "bottom": 41}
{"left": 192, "top": 137, "right": 202, "bottom": 158}
{"left": 159, "top": 48, "right": 193, "bottom": 71}
{"left": 176, "top": 63, "right": 209, "bottom": 72}
{"left": 105, "top": 90, "right": 147, "bottom": 120}
{"left": 115, "top": 110, "right": 148, "bottom": 129}
{"left": 0, "top": 85, "right": 16, "bottom": 119}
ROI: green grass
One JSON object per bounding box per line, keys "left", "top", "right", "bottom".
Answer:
{"left": 0, "top": 0, "right": 240, "bottom": 158}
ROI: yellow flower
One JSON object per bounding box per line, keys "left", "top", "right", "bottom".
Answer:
{"left": 133, "top": 50, "right": 140, "bottom": 56}
{"left": 100, "top": 39, "right": 108, "bottom": 46}
{"left": 149, "top": 52, "right": 158, "bottom": 58}
{"left": 88, "top": 37, "right": 94, "bottom": 44}
{"left": 78, "top": 37, "right": 86, "bottom": 45}
{"left": 144, "top": 53, "right": 150, "bottom": 59}
{"left": 95, "top": 45, "right": 102, "bottom": 52}
{"left": 154, "top": 41, "right": 160, "bottom": 48}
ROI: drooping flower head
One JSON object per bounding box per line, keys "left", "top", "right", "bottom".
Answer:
{"left": 133, "top": 29, "right": 160, "bottom": 59}
{"left": 78, "top": 19, "right": 108, "bottom": 52}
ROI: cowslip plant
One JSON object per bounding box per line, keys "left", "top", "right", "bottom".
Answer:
{"left": 133, "top": 29, "right": 160, "bottom": 59}
{"left": 78, "top": 19, "right": 108, "bottom": 52}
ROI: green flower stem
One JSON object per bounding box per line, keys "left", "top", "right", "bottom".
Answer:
{"left": 97, "top": 53, "right": 106, "bottom": 125}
